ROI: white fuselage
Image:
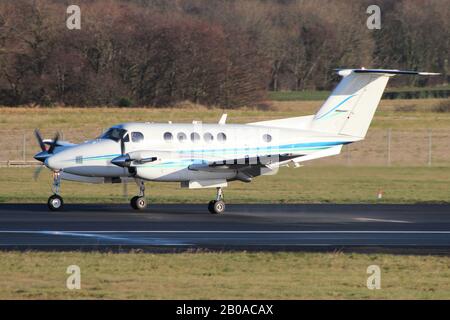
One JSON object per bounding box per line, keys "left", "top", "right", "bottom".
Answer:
{"left": 45, "top": 122, "right": 354, "bottom": 184}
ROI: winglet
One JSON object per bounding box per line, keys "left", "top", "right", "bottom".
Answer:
{"left": 218, "top": 114, "right": 227, "bottom": 124}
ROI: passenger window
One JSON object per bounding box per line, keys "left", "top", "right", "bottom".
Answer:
{"left": 131, "top": 132, "right": 144, "bottom": 143}
{"left": 164, "top": 132, "right": 173, "bottom": 142}
{"left": 191, "top": 132, "right": 200, "bottom": 142}
{"left": 204, "top": 132, "right": 214, "bottom": 143}
{"left": 262, "top": 134, "right": 272, "bottom": 142}
{"left": 217, "top": 132, "right": 226, "bottom": 142}
{"left": 177, "top": 132, "right": 187, "bottom": 142}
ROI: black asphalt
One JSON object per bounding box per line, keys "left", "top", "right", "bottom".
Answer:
{"left": 0, "top": 203, "right": 449, "bottom": 252}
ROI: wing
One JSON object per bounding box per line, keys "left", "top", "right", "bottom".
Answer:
{"left": 188, "top": 153, "right": 301, "bottom": 180}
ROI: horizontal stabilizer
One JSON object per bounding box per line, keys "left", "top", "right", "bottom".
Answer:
{"left": 336, "top": 68, "right": 440, "bottom": 76}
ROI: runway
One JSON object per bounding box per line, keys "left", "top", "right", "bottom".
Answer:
{"left": 0, "top": 203, "right": 449, "bottom": 252}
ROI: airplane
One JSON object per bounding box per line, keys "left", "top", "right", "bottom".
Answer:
{"left": 33, "top": 68, "right": 439, "bottom": 213}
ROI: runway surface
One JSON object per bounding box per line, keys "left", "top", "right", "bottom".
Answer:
{"left": 0, "top": 203, "right": 449, "bottom": 252}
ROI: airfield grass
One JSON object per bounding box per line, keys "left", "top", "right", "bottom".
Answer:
{"left": 0, "top": 166, "right": 449, "bottom": 204}
{"left": 1, "top": 99, "right": 449, "bottom": 132}
{"left": 0, "top": 251, "right": 449, "bottom": 299}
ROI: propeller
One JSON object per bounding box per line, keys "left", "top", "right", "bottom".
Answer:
{"left": 34, "top": 129, "right": 46, "bottom": 152}
{"left": 33, "top": 129, "right": 61, "bottom": 181}
{"left": 47, "top": 131, "right": 60, "bottom": 154}
{"left": 111, "top": 132, "right": 157, "bottom": 169}
{"left": 120, "top": 135, "right": 125, "bottom": 156}
{"left": 111, "top": 135, "right": 133, "bottom": 167}
{"left": 33, "top": 165, "right": 44, "bottom": 181}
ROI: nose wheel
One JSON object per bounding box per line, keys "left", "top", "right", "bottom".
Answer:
{"left": 48, "top": 194, "right": 64, "bottom": 211}
{"left": 48, "top": 171, "right": 64, "bottom": 211}
{"left": 208, "top": 187, "right": 226, "bottom": 214}
{"left": 130, "top": 179, "right": 147, "bottom": 210}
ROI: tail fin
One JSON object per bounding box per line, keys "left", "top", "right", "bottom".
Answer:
{"left": 310, "top": 69, "right": 439, "bottom": 138}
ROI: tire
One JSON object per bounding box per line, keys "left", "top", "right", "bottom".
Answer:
{"left": 131, "top": 196, "right": 147, "bottom": 210}
{"left": 211, "top": 200, "right": 225, "bottom": 214}
{"left": 130, "top": 196, "right": 139, "bottom": 209}
{"left": 48, "top": 194, "right": 64, "bottom": 211}
{"left": 208, "top": 200, "right": 215, "bottom": 213}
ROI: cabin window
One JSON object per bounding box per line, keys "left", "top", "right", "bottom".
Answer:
{"left": 163, "top": 132, "right": 173, "bottom": 142}
{"left": 131, "top": 132, "right": 144, "bottom": 143}
{"left": 191, "top": 132, "right": 200, "bottom": 142}
{"left": 262, "top": 134, "right": 272, "bottom": 142}
{"left": 203, "top": 132, "right": 214, "bottom": 143}
{"left": 217, "top": 132, "right": 226, "bottom": 142}
{"left": 177, "top": 132, "right": 187, "bottom": 142}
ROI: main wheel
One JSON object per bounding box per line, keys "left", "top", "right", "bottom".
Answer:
{"left": 131, "top": 196, "right": 147, "bottom": 210}
{"left": 209, "top": 200, "right": 225, "bottom": 214}
{"left": 208, "top": 200, "right": 215, "bottom": 213}
{"left": 48, "top": 194, "right": 64, "bottom": 211}
{"left": 130, "top": 196, "right": 139, "bottom": 209}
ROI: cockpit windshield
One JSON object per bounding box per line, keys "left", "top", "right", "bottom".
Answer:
{"left": 98, "top": 128, "right": 127, "bottom": 142}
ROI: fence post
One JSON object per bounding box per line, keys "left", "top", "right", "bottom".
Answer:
{"left": 428, "top": 129, "right": 432, "bottom": 166}
{"left": 387, "top": 128, "right": 391, "bottom": 166}
{"left": 22, "top": 133, "right": 26, "bottom": 161}
{"left": 346, "top": 144, "right": 351, "bottom": 166}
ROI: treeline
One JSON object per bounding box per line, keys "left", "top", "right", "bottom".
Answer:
{"left": 0, "top": 0, "right": 448, "bottom": 107}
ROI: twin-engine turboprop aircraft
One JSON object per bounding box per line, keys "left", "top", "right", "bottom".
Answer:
{"left": 34, "top": 69, "right": 438, "bottom": 213}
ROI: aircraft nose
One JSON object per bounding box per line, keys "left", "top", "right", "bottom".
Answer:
{"left": 34, "top": 151, "right": 50, "bottom": 163}
{"left": 45, "top": 154, "right": 63, "bottom": 170}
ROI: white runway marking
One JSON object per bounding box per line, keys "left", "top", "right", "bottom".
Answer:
{"left": 354, "top": 218, "right": 412, "bottom": 224}
{"left": 0, "top": 230, "right": 449, "bottom": 234}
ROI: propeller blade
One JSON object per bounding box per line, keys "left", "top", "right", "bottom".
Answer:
{"left": 123, "top": 181, "right": 128, "bottom": 199}
{"left": 48, "top": 132, "right": 60, "bottom": 154}
{"left": 120, "top": 137, "right": 125, "bottom": 155}
{"left": 34, "top": 129, "right": 46, "bottom": 152}
{"left": 33, "top": 165, "right": 44, "bottom": 181}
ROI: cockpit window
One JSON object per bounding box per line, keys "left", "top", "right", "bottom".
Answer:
{"left": 98, "top": 128, "right": 127, "bottom": 142}
{"left": 131, "top": 132, "right": 144, "bottom": 143}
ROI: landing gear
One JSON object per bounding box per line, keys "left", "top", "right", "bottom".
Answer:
{"left": 130, "top": 196, "right": 146, "bottom": 210}
{"left": 208, "top": 187, "right": 226, "bottom": 214}
{"left": 48, "top": 171, "right": 64, "bottom": 211}
{"left": 130, "top": 179, "right": 147, "bottom": 210}
{"left": 48, "top": 194, "right": 63, "bottom": 211}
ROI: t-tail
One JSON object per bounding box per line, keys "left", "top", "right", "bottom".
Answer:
{"left": 310, "top": 69, "right": 440, "bottom": 139}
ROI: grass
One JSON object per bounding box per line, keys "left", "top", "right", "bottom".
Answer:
{"left": 1, "top": 166, "right": 449, "bottom": 204}
{"left": 0, "top": 99, "right": 449, "bottom": 131}
{"left": 0, "top": 251, "right": 449, "bottom": 299}
{"left": 268, "top": 90, "right": 330, "bottom": 101}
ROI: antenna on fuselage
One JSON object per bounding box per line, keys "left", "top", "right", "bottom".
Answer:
{"left": 218, "top": 114, "right": 227, "bottom": 124}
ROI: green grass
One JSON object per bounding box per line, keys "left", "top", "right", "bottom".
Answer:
{"left": 268, "top": 90, "right": 330, "bottom": 101}
{"left": 1, "top": 166, "right": 449, "bottom": 204}
{"left": 0, "top": 251, "right": 449, "bottom": 299}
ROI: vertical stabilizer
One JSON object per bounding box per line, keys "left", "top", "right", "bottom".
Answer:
{"left": 311, "top": 69, "right": 439, "bottom": 138}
